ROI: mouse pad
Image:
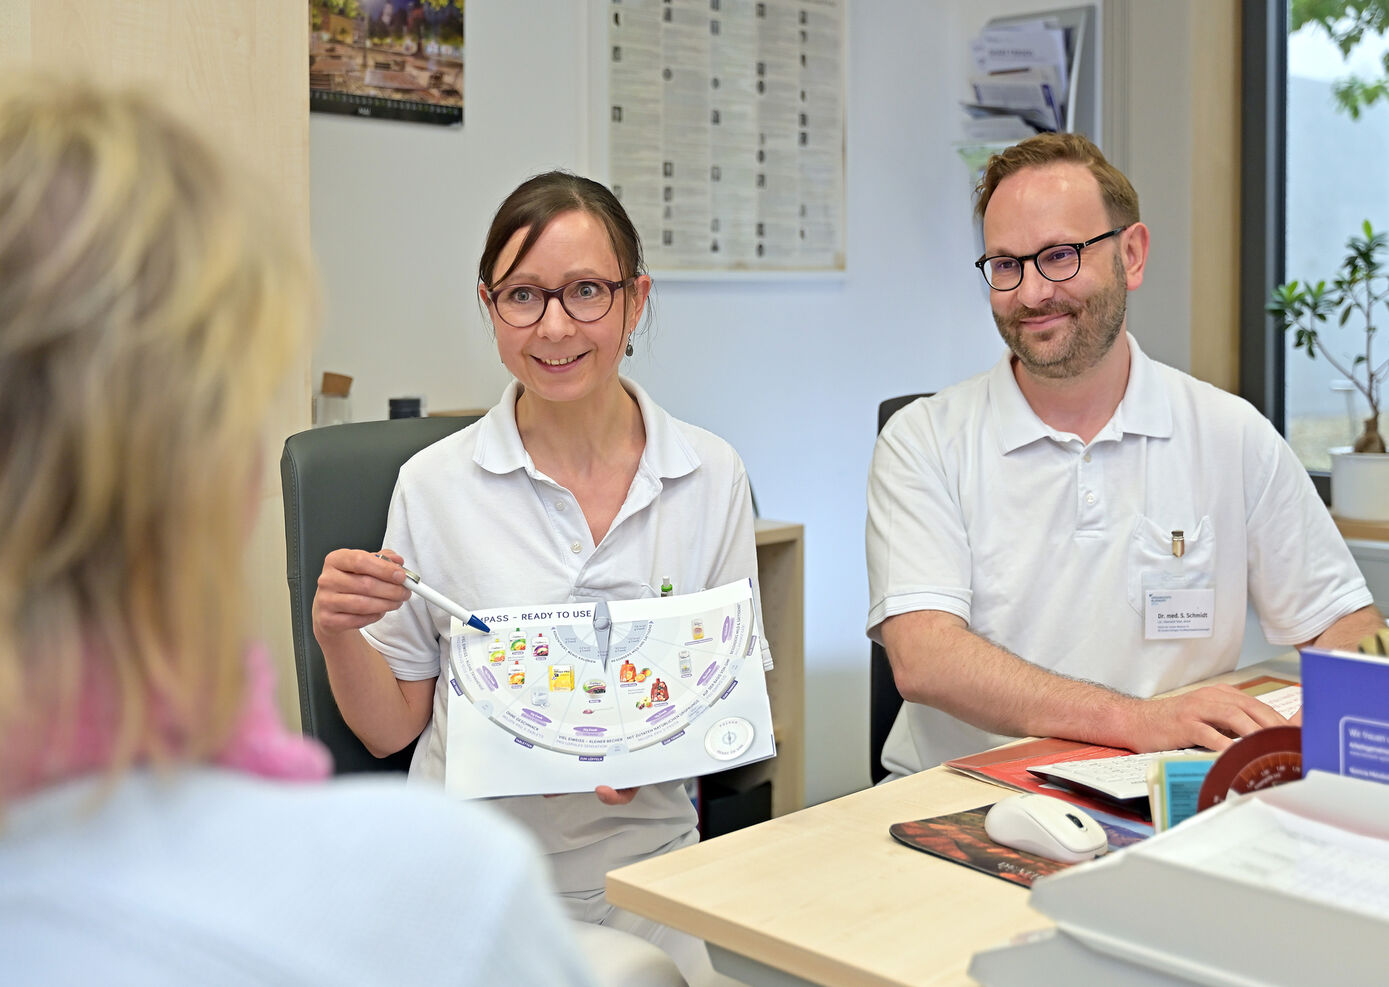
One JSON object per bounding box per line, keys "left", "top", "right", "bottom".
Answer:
{"left": 889, "top": 804, "right": 1148, "bottom": 889}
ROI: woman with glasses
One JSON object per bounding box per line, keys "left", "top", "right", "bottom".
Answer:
{"left": 313, "top": 171, "right": 767, "bottom": 984}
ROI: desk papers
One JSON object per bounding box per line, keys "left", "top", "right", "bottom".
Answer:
{"left": 946, "top": 737, "right": 1153, "bottom": 825}
{"left": 1028, "top": 749, "right": 1194, "bottom": 804}
{"left": 966, "top": 20, "right": 1071, "bottom": 134}
{"left": 947, "top": 679, "right": 1300, "bottom": 821}
{"left": 1025, "top": 685, "right": 1302, "bottom": 807}
{"left": 442, "top": 580, "right": 775, "bottom": 798}
{"left": 970, "top": 773, "right": 1389, "bottom": 986}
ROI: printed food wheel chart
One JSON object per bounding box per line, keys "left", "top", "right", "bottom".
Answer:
{"left": 450, "top": 595, "right": 757, "bottom": 757}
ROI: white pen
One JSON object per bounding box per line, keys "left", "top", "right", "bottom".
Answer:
{"left": 400, "top": 566, "right": 490, "bottom": 634}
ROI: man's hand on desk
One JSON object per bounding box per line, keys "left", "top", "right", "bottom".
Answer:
{"left": 1118, "top": 684, "right": 1292, "bottom": 753}
{"left": 880, "top": 610, "right": 1296, "bottom": 754}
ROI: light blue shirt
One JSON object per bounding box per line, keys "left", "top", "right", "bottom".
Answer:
{"left": 1, "top": 768, "right": 597, "bottom": 985}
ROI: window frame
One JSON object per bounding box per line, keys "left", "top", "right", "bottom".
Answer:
{"left": 1239, "top": 0, "right": 1333, "bottom": 501}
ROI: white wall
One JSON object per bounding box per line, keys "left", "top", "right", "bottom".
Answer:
{"left": 311, "top": 0, "right": 1210, "bottom": 805}
{"left": 1112, "top": 1, "right": 1195, "bottom": 374}
{"left": 310, "top": 2, "right": 595, "bottom": 421}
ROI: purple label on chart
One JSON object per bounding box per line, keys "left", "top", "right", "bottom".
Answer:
{"left": 521, "top": 709, "right": 551, "bottom": 726}
{"left": 572, "top": 726, "right": 607, "bottom": 735}
{"left": 513, "top": 737, "right": 534, "bottom": 749}
{"left": 478, "top": 667, "right": 498, "bottom": 691}
{"left": 720, "top": 678, "right": 739, "bottom": 700}
{"left": 579, "top": 755, "right": 604, "bottom": 762}
{"left": 722, "top": 616, "right": 733, "bottom": 642}
{"left": 698, "top": 662, "right": 717, "bottom": 686}
{"left": 661, "top": 730, "right": 686, "bottom": 745}
{"left": 646, "top": 705, "right": 677, "bottom": 724}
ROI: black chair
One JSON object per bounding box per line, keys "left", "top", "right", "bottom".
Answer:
{"left": 870, "top": 393, "right": 934, "bottom": 784}
{"left": 280, "top": 415, "right": 481, "bottom": 774}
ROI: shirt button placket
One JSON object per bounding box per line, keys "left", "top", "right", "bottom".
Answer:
{"left": 546, "top": 487, "right": 586, "bottom": 566}
{"left": 1077, "top": 445, "right": 1102, "bottom": 528}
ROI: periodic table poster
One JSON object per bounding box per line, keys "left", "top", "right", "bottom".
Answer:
{"left": 608, "top": 0, "right": 845, "bottom": 273}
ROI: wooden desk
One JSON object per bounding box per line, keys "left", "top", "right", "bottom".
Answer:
{"left": 606, "top": 654, "right": 1301, "bottom": 987}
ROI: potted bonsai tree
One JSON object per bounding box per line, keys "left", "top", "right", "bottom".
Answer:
{"left": 1269, "top": 220, "right": 1389, "bottom": 519}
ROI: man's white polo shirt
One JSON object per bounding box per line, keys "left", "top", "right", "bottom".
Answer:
{"left": 364, "top": 377, "right": 769, "bottom": 896}
{"left": 866, "top": 333, "right": 1370, "bottom": 774}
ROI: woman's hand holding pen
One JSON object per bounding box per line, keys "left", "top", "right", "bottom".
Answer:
{"left": 312, "top": 548, "right": 411, "bottom": 636}
{"left": 316, "top": 549, "right": 646, "bottom": 807}
{"left": 312, "top": 549, "right": 435, "bottom": 756}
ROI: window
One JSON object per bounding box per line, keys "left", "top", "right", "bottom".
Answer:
{"left": 1242, "top": 2, "right": 1389, "bottom": 493}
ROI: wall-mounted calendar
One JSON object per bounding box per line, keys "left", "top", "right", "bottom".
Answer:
{"left": 308, "top": 0, "right": 464, "bottom": 127}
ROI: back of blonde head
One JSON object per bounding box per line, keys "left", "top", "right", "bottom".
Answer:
{"left": 0, "top": 78, "right": 313, "bottom": 797}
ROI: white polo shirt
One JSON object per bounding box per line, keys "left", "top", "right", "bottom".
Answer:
{"left": 866, "top": 333, "right": 1371, "bottom": 774}
{"left": 365, "top": 377, "right": 769, "bottom": 897}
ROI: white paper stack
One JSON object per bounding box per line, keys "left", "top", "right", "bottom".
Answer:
{"left": 965, "top": 19, "right": 1072, "bottom": 133}
{"left": 970, "top": 772, "right": 1389, "bottom": 986}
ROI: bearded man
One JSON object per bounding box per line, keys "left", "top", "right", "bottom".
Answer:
{"left": 864, "top": 133, "right": 1382, "bottom": 778}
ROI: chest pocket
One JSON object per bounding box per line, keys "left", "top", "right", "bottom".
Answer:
{"left": 1126, "top": 515, "right": 1215, "bottom": 614}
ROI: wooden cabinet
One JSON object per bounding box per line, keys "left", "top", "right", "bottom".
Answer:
{"left": 754, "top": 519, "right": 806, "bottom": 817}
{"left": 698, "top": 519, "right": 804, "bottom": 833}
{"left": 0, "top": 0, "right": 311, "bottom": 726}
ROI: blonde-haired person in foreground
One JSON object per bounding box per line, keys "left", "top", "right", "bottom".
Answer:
{"left": 0, "top": 78, "right": 596, "bottom": 985}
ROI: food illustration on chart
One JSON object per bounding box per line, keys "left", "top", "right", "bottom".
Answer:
{"left": 443, "top": 579, "right": 775, "bottom": 798}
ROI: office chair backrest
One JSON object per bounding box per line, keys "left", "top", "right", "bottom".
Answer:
{"left": 280, "top": 415, "right": 480, "bottom": 774}
{"left": 870, "top": 393, "right": 933, "bottom": 785}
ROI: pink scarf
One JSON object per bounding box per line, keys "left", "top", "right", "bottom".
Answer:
{"left": 2, "top": 644, "right": 332, "bottom": 799}
{"left": 214, "top": 644, "right": 334, "bottom": 780}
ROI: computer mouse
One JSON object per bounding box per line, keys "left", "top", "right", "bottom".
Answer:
{"left": 983, "top": 794, "right": 1108, "bottom": 863}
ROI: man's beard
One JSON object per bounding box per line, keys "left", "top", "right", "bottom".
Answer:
{"left": 993, "top": 253, "right": 1128, "bottom": 379}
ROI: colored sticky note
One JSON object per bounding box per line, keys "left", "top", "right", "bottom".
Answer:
{"left": 1161, "top": 758, "right": 1216, "bottom": 829}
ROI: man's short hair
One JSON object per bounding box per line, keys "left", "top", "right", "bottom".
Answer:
{"left": 973, "top": 132, "right": 1140, "bottom": 228}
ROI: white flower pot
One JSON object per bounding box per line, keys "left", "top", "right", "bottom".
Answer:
{"left": 1330, "top": 447, "right": 1389, "bottom": 522}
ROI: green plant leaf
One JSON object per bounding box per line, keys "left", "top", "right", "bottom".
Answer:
{"left": 1292, "top": 1, "right": 1389, "bottom": 118}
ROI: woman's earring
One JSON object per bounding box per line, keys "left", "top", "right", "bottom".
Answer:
{"left": 625, "top": 337, "right": 634, "bottom": 357}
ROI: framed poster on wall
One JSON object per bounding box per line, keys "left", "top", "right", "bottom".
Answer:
{"left": 604, "top": 0, "right": 846, "bottom": 275}
{"left": 309, "top": 1, "right": 464, "bottom": 126}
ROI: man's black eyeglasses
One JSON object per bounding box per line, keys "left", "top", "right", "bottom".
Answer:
{"left": 974, "top": 225, "right": 1130, "bottom": 291}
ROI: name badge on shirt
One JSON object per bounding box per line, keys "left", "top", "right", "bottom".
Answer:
{"left": 1144, "top": 587, "right": 1215, "bottom": 639}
